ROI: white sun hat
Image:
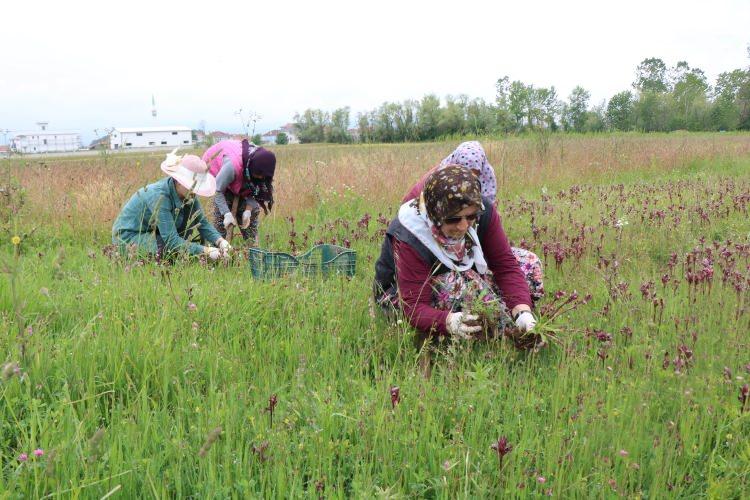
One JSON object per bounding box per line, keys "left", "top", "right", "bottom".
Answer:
{"left": 160, "top": 148, "right": 217, "bottom": 197}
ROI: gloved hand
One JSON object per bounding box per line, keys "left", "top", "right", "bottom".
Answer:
{"left": 446, "top": 312, "right": 482, "bottom": 338}
{"left": 217, "top": 238, "right": 232, "bottom": 256}
{"left": 514, "top": 310, "right": 537, "bottom": 332}
{"left": 223, "top": 212, "right": 237, "bottom": 228}
{"left": 204, "top": 246, "right": 222, "bottom": 261}
{"left": 240, "top": 209, "right": 253, "bottom": 229}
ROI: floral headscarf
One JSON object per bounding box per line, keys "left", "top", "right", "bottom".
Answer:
{"left": 421, "top": 165, "right": 483, "bottom": 262}
{"left": 423, "top": 165, "right": 483, "bottom": 224}
{"left": 439, "top": 141, "right": 497, "bottom": 202}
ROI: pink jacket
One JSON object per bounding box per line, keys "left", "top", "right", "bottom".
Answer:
{"left": 203, "top": 140, "right": 247, "bottom": 196}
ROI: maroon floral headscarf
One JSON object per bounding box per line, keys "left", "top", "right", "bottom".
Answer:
{"left": 422, "top": 165, "right": 482, "bottom": 225}
{"left": 420, "top": 165, "right": 483, "bottom": 261}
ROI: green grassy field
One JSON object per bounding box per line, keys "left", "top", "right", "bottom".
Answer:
{"left": 1, "top": 134, "right": 750, "bottom": 497}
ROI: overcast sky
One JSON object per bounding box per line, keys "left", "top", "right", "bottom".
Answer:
{"left": 1, "top": 0, "right": 748, "bottom": 143}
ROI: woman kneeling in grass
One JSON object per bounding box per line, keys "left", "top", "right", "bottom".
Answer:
{"left": 112, "top": 150, "right": 232, "bottom": 261}
{"left": 374, "top": 165, "right": 537, "bottom": 340}
{"left": 404, "top": 140, "right": 544, "bottom": 304}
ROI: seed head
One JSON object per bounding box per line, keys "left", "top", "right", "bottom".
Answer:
{"left": 390, "top": 386, "right": 400, "bottom": 409}
{"left": 198, "top": 426, "right": 222, "bottom": 457}
{"left": 739, "top": 384, "right": 749, "bottom": 411}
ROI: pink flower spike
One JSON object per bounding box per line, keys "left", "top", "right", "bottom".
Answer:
{"left": 619, "top": 449, "right": 629, "bottom": 457}
{"left": 18, "top": 453, "right": 28, "bottom": 462}
{"left": 537, "top": 476, "right": 546, "bottom": 484}
{"left": 33, "top": 449, "right": 44, "bottom": 457}
{"left": 187, "top": 303, "right": 197, "bottom": 312}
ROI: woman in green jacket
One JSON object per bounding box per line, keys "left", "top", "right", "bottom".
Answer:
{"left": 112, "top": 150, "right": 231, "bottom": 260}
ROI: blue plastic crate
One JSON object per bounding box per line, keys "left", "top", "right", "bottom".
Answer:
{"left": 248, "top": 244, "right": 356, "bottom": 279}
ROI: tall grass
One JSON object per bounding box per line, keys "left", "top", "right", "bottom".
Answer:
{"left": 1, "top": 133, "right": 749, "bottom": 497}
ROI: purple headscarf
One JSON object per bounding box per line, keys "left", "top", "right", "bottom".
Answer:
{"left": 439, "top": 141, "right": 497, "bottom": 203}
{"left": 241, "top": 139, "right": 276, "bottom": 179}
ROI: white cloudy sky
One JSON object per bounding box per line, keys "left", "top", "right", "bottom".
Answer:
{"left": 1, "top": 0, "right": 748, "bottom": 142}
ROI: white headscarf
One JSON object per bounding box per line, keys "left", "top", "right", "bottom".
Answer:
{"left": 397, "top": 199, "right": 487, "bottom": 274}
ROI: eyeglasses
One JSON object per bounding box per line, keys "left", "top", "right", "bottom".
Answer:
{"left": 442, "top": 212, "right": 482, "bottom": 225}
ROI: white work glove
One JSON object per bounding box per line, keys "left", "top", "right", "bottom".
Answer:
{"left": 446, "top": 312, "right": 482, "bottom": 338}
{"left": 514, "top": 310, "right": 537, "bottom": 332}
{"left": 204, "top": 247, "right": 221, "bottom": 261}
{"left": 217, "top": 238, "right": 232, "bottom": 257}
{"left": 240, "top": 209, "right": 253, "bottom": 229}
{"left": 223, "top": 212, "right": 237, "bottom": 228}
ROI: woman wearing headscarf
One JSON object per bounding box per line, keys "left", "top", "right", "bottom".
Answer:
{"left": 374, "top": 165, "right": 536, "bottom": 339}
{"left": 112, "top": 149, "right": 231, "bottom": 260}
{"left": 403, "top": 141, "right": 544, "bottom": 303}
{"left": 203, "top": 139, "right": 276, "bottom": 246}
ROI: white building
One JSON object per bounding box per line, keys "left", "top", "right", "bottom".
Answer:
{"left": 110, "top": 126, "right": 192, "bottom": 150}
{"left": 280, "top": 123, "right": 300, "bottom": 144}
{"left": 11, "top": 122, "right": 81, "bottom": 154}
{"left": 261, "top": 130, "right": 282, "bottom": 144}
{"left": 260, "top": 124, "right": 300, "bottom": 145}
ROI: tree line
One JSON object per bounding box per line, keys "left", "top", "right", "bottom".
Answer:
{"left": 292, "top": 52, "right": 750, "bottom": 144}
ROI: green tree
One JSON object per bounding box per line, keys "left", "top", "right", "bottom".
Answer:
{"left": 328, "top": 107, "right": 351, "bottom": 143}
{"left": 583, "top": 101, "right": 607, "bottom": 132}
{"left": 251, "top": 133, "right": 263, "bottom": 145}
{"left": 294, "top": 109, "right": 329, "bottom": 143}
{"left": 356, "top": 113, "right": 372, "bottom": 143}
{"left": 634, "top": 92, "right": 671, "bottom": 131}
{"left": 438, "top": 95, "right": 467, "bottom": 136}
{"left": 537, "top": 86, "right": 560, "bottom": 130}
{"left": 466, "top": 98, "right": 498, "bottom": 134}
{"left": 494, "top": 76, "right": 516, "bottom": 133}
{"left": 417, "top": 94, "right": 441, "bottom": 140}
{"left": 606, "top": 91, "right": 635, "bottom": 131}
{"left": 670, "top": 61, "right": 709, "bottom": 130}
{"left": 371, "top": 103, "right": 397, "bottom": 142}
{"left": 394, "top": 100, "right": 419, "bottom": 141}
{"left": 508, "top": 80, "right": 530, "bottom": 130}
{"left": 275, "top": 132, "right": 288, "bottom": 145}
{"left": 633, "top": 57, "right": 669, "bottom": 93}
{"left": 712, "top": 68, "right": 750, "bottom": 130}
{"left": 565, "top": 86, "right": 591, "bottom": 132}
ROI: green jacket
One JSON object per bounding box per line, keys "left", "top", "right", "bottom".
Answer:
{"left": 112, "top": 177, "right": 221, "bottom": 256}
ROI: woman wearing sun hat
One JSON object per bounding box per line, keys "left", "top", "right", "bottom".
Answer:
{"left": 374, "top": 165, "right": 536, "bottom": 340}
{"left": 112, "top": 149, "right": 231, "bottom": 260}
{"left": 202, "top": 139, "right": 276, "bottom": 246}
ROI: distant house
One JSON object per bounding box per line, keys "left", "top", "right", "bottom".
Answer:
{"left": 11, "top": 122, "right": 81, "bottom": 154}
{"left": 261, "top": 129, "right": 284, "bottom": 144}
{"left": 259, "top": 124, "right": 299, "bottom": 145}
{"left": 110, "top": 126, "right": 192, "bottom": 150}
{"left": 0, "top": 145, "right": 9, "bottom": 157}
{"left": 280, "top": 123, "right": 300, "bottom": 144}
{"left": 209, "top": 131, "right": 232, "bottom": 142}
